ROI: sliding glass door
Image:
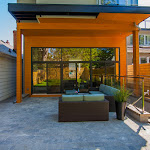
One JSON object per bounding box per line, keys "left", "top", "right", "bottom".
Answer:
{"left": 63, "top": 63, "right": 77, "bottom": 92}
{"left": 77, "top": 63, "right": 90, "bottom": 92}
{"left": 32, "top": 63, "right": 47, "bottom": 94}
{"left": 47, "top": 63, "right": 61, "bottom": 93}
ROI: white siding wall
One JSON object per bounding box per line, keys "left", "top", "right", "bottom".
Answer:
{"left": 0, "top": 56, "right": 16, "bottom": 101}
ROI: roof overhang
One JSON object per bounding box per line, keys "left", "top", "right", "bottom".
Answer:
{"left": 8, "top": 3, "right": 150, "bottom": 37}
{"left": 8, "top": 3, "right": 150, "bottom": 21}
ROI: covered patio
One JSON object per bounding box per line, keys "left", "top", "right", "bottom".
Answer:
{"left": 8, "top": 3, "right": 150, "bottom": 103}
{"left": 0, "top": 97, "right": 150, "bottom": 150}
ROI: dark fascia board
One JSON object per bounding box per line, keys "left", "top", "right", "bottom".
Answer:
{"left": 8, "top": 3, "right": 150, "bottom": 20}
{"left": 141, "top": 28, "right": 150, "bottom": 31}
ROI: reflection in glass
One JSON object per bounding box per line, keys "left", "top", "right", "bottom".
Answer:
{"left": 91, "top": 48, "right": 115, "bottom": 61}
{"left": 32, "top": 48, "right": 61, "bottom": 61}
{"left": 77, "top": 63, "right": 90, "bottom": 92}
{"left": 63, "top": 63, "right": 77, "bottom": 91}
{"left": 106, "top": 62, "right": 119, "bottom": 86}
{"left": 47, "top": 63, "right": 61, "bottom": 93}
{"left": 139, "top": 35, "right": 144, "bottom": 45}
{"left": 92, "top": 62, "right": 105, "bottom": 88}
{"left": 62, "top": 48, "right": 90, "bottom": 61}
{"left": 33, "top": 63, "right": 47, "bottom": 93}
{"left": 102, "top": 0, "right": 138, "bottom": 6}
{"left": 103, "top": 0, "right": 117, "bottom": 5}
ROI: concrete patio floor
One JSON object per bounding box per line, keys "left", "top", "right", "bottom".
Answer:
{"left": 0, "top": 97, "right": 150, "bottom": 150}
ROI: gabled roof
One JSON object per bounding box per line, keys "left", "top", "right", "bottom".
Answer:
{"left": 0, "top": 40, "right": 16, "bottom": 58}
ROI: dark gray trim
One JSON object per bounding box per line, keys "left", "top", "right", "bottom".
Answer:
{"left": 8, "top": 3, "right": 150, "bottom": 21}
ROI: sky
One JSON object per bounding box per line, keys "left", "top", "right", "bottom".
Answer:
{"left": 0, "top": 0, "right": 16, "bottom": 46}
{"left": 0, "top": 0, "right": 150, "bottom": 46}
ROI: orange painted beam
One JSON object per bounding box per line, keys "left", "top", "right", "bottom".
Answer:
{"left": 18, "top": 22, "right": 138, "bottom": 31}
{"left": 96, "top": 13, "right": 150, "bottom": 25}
{"left": 16, "top": 25, "right": 22, "bottom": 103}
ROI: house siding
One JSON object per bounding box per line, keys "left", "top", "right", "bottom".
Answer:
{"left": 0, "top": 56, "right": 16, "bottom": 101}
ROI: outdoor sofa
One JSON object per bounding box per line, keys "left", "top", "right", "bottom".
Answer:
{"left": 89, "top": 84, "right": 120, "bottom": 112}
{"left": 59, "top": 94, "right": 109, "bottom": 122}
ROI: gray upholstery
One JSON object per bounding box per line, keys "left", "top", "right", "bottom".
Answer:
{"left": 62, "top": 95, "right": 83, "bottom": 102}
{"left": 83, "top": 94, "right": 104, "bottom": 101}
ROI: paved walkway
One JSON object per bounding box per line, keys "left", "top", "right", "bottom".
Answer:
{"left": 0, "top": 97, "right": 150, "bottom": 150}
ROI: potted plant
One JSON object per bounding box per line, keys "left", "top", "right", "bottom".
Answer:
{"left": 114, "top": 88, "right": 131, "bottom": 120}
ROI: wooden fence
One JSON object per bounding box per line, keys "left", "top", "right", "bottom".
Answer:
{"left": 127, "top": 63, "right": 150, "bottom": 97}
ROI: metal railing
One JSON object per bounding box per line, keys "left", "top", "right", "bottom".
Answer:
{"left": 102, "top": 74, "right": 150, "bottom": 113}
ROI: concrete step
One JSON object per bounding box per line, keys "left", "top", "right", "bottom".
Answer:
{"left": 126, "top": 104, "right": 150, "bottom": 123}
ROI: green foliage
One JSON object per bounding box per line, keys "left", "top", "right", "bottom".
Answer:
{"left": 35, "top": 81, "right": 47, "bottom": 87}
{"left": 114, "top": 88, "right": 132, "bottom": 102}
{"left": 32, "top": 48, "right": 115, "bottom": 63}
{"left": 62, "top": 48, "right": 91, "bottom": 62}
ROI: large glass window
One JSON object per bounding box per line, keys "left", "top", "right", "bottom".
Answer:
{"left": 77, "top": 63, "right": 90, "bottom": 93}
{"left": 47, "top": 63, "right": 61, "bottom": 93}
{"left": 63, "top": 63, "right": 77, "bottom": 91}
{"left": 140, "top": 58, "right": 147, "bottom": 64}
{"left": 129, "top": 34, "right": 150, "bottom": 46}
{"left": 92, "top": 62, "right": 105, "bottom": 88}
{"left": 91, "top": 48, "right": 115, "bottom": 61}
{"left": 62, "top": 48, "right": 90, "bottom": 61}
{"left": 145, "top": 35, "right": 150, "bottom": 45}
{"left": 103, "top": 0, "right": 117, "bottom": 5}
{"left": 139, "top": 35, "right": 144, "bottom": 45}
{"left": 102, "top": 0, "right": 138, "bottom": 6}
{"left": 32, "top": 63, "right": 47, "bottom": 94}
{"left": 32, "top": 47, "right": 120, "bottom": 94}
{"left": 32, "top": 48, "right": 61, "bottom": 61}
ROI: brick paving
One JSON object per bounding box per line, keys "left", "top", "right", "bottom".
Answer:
{"left": 0, "top": 97, "right": 150, "bottom": 150}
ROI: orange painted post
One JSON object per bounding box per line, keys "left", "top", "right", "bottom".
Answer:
{"left": 133, "top": 30, "right": 140, "bottom": 96}
{"left": 16, "top": 24, "right": 22, "bottom": 103}
{"left": 133, "top": 30, "right": 139, "bottom": 77}
{"left": 115, "top": 48, "right": 119, "bottom": 76}
{"left": 115, "top": 48, "right": 119, "bottom": 87}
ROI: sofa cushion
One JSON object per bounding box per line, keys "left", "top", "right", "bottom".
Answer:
{"left": 103, "top": 85, "right": 109, "bottom": 95}
{"left": 62, "top": 95, "right": 83, "bottom": 102}
{"left": 111, "top": 88, "right": 120, "bottom": 96}
{"left": 65, "top": 90, "right": 78, "bottom": 95}
{"left": 89, "top": 91, "right": 103, "bottom": 94}
{"left": 99, "top": 84, "right": 106, "bottom": 93}
{"left": 83, "top": 94, "right": 104, "bottom": 101}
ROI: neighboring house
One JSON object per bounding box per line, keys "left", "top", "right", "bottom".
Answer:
{"left": 127, "top": 20, "right": 150, "bottom": 96}
{"left": 127, "top": 26, "right": 150, "bottom": 65}
{"left": 0, "top": 40, "right": 16, "bottom": 101}
{"left": 8, "top": 0, "right": 150, "bottom": 103}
